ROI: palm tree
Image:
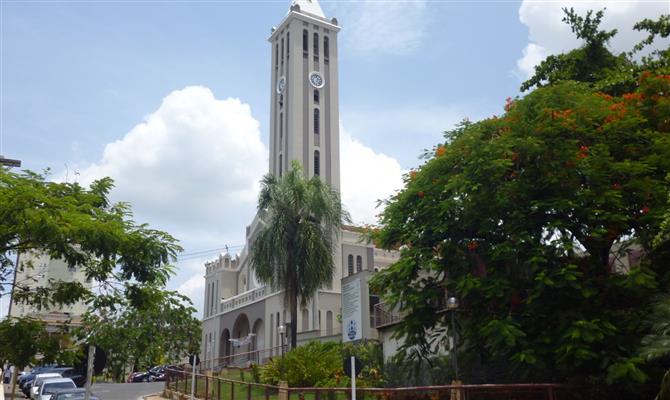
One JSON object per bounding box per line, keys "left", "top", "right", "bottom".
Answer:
{"left": 251, "top": 160, "right": 349, "bottom": 350}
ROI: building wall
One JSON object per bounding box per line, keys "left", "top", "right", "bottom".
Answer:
{"left": 9, "top": 251, "right": 90, "bottom": 327}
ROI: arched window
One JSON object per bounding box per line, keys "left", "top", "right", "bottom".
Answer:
{"left": 286, "top": 32, "right": 290, "bottom": 58}
{"left": 279, "top": 113, "right": 283, "bottom": 141}
{"left": 279, "top": 154, "right": 283, "bottom": 178}
{"left": 347, "top": 255, "right": 354, "bottom": 276}
{"left": 302, "top": 308, "right": 309, "bottom": 331}
{"left": 275, "top": 43, "right": 279, "bottom": 68}
{"left": 313, "top": 108, "right": 320, "bottom": 134}
{"left": 314, "top": 150, "right": 320, "bottom": 176}
{"left": 313, "top": 33, "right": 319, "bottom": 57}
{"left": 324, "top": 36, "right": 329, "bottom": 60}
{"left": 313, "top": 89, "right": 319, "bottom": 104}
{"left": 356, "top": 255, "right": 363, "bottom": 273}
{"left": 279, "top": 94, "right": 283, "bottom": 109}
{"left": 280, "top": 37, "right": 284, "bottom": 62}
{"left": 302, "top": 29, "right": 308, "bottom": 54}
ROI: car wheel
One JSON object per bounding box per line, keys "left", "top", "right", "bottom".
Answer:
{"left": 142, "top": 377, "right": 149, "bottom": 382}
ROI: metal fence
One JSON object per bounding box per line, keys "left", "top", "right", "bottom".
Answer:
{"left": 165, "top": 369, "right": 584, "bottom": 400}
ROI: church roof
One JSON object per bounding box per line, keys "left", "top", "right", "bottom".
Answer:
{"left": 289, "top": 0, "right": 325, "bottom": 19}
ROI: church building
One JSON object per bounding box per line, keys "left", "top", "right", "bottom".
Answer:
{"left": 200, "top": 0, "right": 399, "bottom": 370}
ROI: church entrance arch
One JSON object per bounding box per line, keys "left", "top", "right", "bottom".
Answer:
{"left": 232, "top": 313, "right": 251, "bottom": 362}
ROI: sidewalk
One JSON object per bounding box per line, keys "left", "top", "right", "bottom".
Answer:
{"left": 2, "top": 383, "right": 22, "bottom": 399}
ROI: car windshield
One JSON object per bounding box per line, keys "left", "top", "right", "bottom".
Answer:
{"left": 43, "top": 382, "right": 76, "bottom": 394}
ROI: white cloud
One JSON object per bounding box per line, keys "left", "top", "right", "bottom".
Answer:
{"left": 76, "top": 86, "right": 267, "bottom": 252}
{"left": 337, "top": 0, "right": 429, "bottom": 56}
{"left": 516, "top": 0, "right": 669, "bottom": 79}
{"left": 517, "top": 43, "right": 547, "bottom": 79}
{"left": 177, "top": 273, "right": 206, "bottom": 316}
{"left": 340, "top": 127, "right": 405, "bottom": 225}
{"left": 342, "top": 104, "right": 469, "bottom": 169}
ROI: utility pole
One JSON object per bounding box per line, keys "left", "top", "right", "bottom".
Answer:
{"left": 84, "top": 345, "right": 95, "bottom": 400}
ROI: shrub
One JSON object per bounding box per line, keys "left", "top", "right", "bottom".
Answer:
{"left": 260, "top": 341, "right": 384, "bottom": 388}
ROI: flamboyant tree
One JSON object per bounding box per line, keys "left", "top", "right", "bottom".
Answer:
{"left": 371, "top": 9, "right": 670, "bottom": 398}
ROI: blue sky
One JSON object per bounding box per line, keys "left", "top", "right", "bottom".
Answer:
{"left": 1, "top": 0, "right": 667, "bottom": 315}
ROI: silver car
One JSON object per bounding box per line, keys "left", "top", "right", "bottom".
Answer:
{"left": 36, "top": 378, "right": 77, "bottom": 400}
{"left": 31, "top": 373, "right": 63, "bottom": 399}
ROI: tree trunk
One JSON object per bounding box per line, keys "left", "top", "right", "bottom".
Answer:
{"left": 10, "top": 366, "right": 18, "bottom": 400}
{"left": 287, "top": 249, "right": 298, "bottom": 350}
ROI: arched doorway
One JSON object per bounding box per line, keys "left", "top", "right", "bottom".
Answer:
{"left": 232, "top": 313, "right": 250, "bottom": 363}
{"left": 252, "top": 318, "right": 265, "bottom": 363}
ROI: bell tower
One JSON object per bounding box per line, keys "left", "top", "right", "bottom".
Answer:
{"left": 268, "top": 0, "right": 341, "bottom": 191}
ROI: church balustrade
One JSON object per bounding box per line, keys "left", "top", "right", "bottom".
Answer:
{"left": 220, "top": 286, "right": 268, "bottom": 313}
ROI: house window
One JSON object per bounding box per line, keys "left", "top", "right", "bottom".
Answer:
{"left": 286, "top": 32, "right": 290, "bottom": 58}
{"left": 275, "top": 43, "right": 279, "bottom": 68}
{"left": 356, "top": 255, "right": 362, "bottom": 273}
{"left": 314, "top": 150, "right": 320, "bottom": 176}
{"left": 348, "top": 255, "right": 354, "bottom": 276}
{"left": 280, "top": 113, "right": 283, "bottom": 141}
{"left": 314, "top": 90, "right": 319, "bottom": 104}
{"left": 313, "top": 108, "right": 320, "bottom": 134}
{"left": 281, "top": 38, "right": 284, "bottom": 63}
{"left": 313, "top": 33, "right": 319, "bottom": 58}
{"left": 303, "top": 29, "right": 308, "bottom": 54}
{"left": 279, "top": 154, "right": 283, "bottom": 177}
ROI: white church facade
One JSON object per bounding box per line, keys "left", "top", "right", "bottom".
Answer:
{"left": 200, "top": 0, "right": 400, "bottom": 370}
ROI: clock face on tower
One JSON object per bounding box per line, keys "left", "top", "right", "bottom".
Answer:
{"left": 276, "top": 76, "right": 286, "bottom": 94}
{"left": 309, "top": 71, "right": 325, "bottom": 88}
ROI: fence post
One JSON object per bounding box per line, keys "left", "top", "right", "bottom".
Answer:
{"left": 205, "top": 375, "right": 209, "bottom": 400}
{"left": 217, "top": 377, "right": 221, "bottom": 400}
{"left": 547, "top": 386, "right": 555, "bottom": 400}
{"left": 248, "top": 384, "right": 252, "bottom": 400}
{"left": 279, "top": 382, "right": 289, "bottom": 400}
{"left": 231, "top": 381, "right": 235, "bottom": 400}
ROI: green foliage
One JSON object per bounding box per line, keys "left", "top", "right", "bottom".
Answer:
{"left": 0, "top": 168, "right": 182, "bottom": 311}
{"left": 261, "top": 341, "right": 343, "bottom": 387}
{"left": 260, "top": 341, "right": 383, "bottom": 388}
{"left": 251, "top": 161, "right": 349, "bottom": 348}
{"left": 79, "top": 289, "right": 201, "bottom": 382}
{"left": 0, "top": 168, "right": 184, "bottom": 378}
{"left": 0, "top": 317, "right": 63, "bottom": 369}
{"left": 521, "top": 9, "right": 669, "bottom": 94}
{"left": 381, "top": 356, "right": 456, "bottom": 387}
{"left": 371, "top": 28, "right": 670, "bottom": 394}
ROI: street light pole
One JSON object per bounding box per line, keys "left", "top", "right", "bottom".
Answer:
{"left": 446, "top": 297, "right": 460, "bottom": 381}
{"left": 278, "top": 325, "right": 285, "bottom": 378}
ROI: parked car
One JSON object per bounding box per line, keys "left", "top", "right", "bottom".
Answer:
{"left": 37, "top": 378, "right": 76, "bottom": 400}
{"left": 19, "top": 366, "right": 62, "bottom": 390}
{"left": 51, "top": 388, "right": 100, "bottom": 400}
{"left": 38, "top": 368, "right": 86, "bottom": 388}
{"left": 29, "top": 373, "right": 63, "bottom": 399}
{"left": 148, "top": 365, "right": 166, "bottom": 382}
{"left": 127, "top": 370, "right": 152, "bottom": 383}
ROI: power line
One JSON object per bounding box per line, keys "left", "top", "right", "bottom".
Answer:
{"left": 176, "top": 244, "right": 245, "bottom": 261}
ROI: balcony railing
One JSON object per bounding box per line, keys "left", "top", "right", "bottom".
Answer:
{"left": 220, "top": 286, "right": 268, "bottom": 313}
{"left": 373, "top": 302, "right": 404, "bottom": 328}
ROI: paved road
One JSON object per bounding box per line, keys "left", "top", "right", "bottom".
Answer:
{"left": 90, "top": 382, "right": 165, "bottom": 400}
